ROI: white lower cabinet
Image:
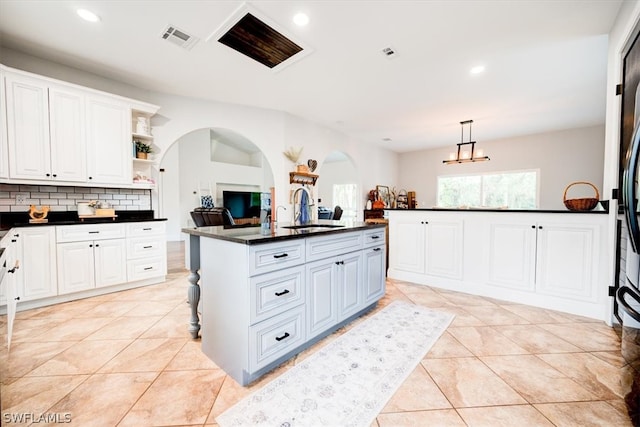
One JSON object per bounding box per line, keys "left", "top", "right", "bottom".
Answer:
{"left": 19, "top": 227, "right": 57, "bottom": 301}
{"left": 57, "top": 238, "right": 127, "bottom": 295}
{"left": 363, "top": 245, "right": 386, "bottom": 305}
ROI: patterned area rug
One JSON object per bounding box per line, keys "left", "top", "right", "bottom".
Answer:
{"left": 216, "top": 300, "right": 454, "bottom": 427}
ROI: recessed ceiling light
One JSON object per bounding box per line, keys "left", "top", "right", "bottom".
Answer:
{"left": 293, "top": 12, "right": 309, "bottom": 26}
{"left": 470, "top": 65, "right": 485, "bottom": 75}
{"left": 77, "top": 9, "right": 100, "bottom": 22}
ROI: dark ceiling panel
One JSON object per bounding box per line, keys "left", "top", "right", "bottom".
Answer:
{"left": 218, "top": 13, "right": 303, "bottom": 68}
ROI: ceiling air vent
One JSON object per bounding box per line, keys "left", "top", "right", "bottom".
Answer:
{"left": 161, "top": 25, "right": 199, "bottom": 50}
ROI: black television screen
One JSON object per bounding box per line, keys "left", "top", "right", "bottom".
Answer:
{"left": 223, "top": 191, "right": 264, "bottom": 218}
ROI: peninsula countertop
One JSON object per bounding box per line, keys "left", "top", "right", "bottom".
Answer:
{"left": 182, "top": 220, "right": 386, "bottom": 245}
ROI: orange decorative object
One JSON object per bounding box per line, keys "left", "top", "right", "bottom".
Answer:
{"left": 372, "top": 199, "right": 385, "bottom": 209}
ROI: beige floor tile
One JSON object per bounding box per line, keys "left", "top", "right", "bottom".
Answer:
{"left": 121, "top": 300, "right": 182, "bottom": 317}
{"left": 165, "top": 340, "right": 221, "bottom": 371}
{"left": 26, "top": 339, "right": 132, "bottom": 376}
{"left": 424, "top": 331, "right": 474, "bottom": 358}
{"left": 208, "top": 376, "right": 262, "bottom": 422}
{"left": 46, "top": 372, "right": 158, "bottom": 427}
{"left": 84, "top": 315, "right": 162, "bottom": 340}
{"left": 74, "top": 301, "right": 140, "bottom": 318}
{"left": 1, "top": 340, "right": 77, "bottom": 380}
{"left": 381, "top": 365, "right": 451, "bottom": 413}
{"left": 376, "top": 409, "right": 466, "bottom": 427}
{"left": 499, "top": 303, "right": 577, "bottom": 323}
{"left": 1, "top": 374, "right": 88, "bottom": 417}
{"left": 538, "top": 352, "right": 626, "bottom": 399}
{"left": 492, "top": 324, "right": 582, "bottom": 353}
{"left": 534, "top": 401, "right": 634, "bottom": 427}
{"left": 98, "top": 338, "right": 186, "bottom": 373}
{"left": 538, "top": 323, "right": 621, "bottom": 351}
{"left": 480, "top": 354, "right": 596, "bottom": 403}
{"left": 591, "top": 350, "right": 627, "bottom": 368}
{"left": 0, "top": 317, "right": 66, "bottom": 343}
{"left": 436, "top": 306, "right": 487, "bottom": 327}
{"left": 434, "top": 288, "right": 498, "bottom": 306}
{"left": 29, "top": 317, "right": 113, "bottom": 342}
{"left": 119, "top": 369, "right": 225, "bottom": 427}
{"left": 463, "top": 305, "right": 531, "bottom": 325}
{"left": 139, "top": 314, "right": 191, "bottom": 338}
{"left": 404, "top": 291, "right": 457, "bottom": 308}
{"left": 457, "top": 405, "right": 554, "bottom": 426}
{"left": 422, "top": 357, "right": 526, "bottom": 407}
{"left": 448, "top": 326, "right": 529, "bottom": 356}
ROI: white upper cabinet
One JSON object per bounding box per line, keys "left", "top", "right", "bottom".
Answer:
{"left": 0, "top": 68, "right": 9, "bottom": 179}
{"left": 5, "top": 72, "right": 51, "bottom": 180}
{"left": 49, "top": 85, "right": 87, "bottom": 181}
{"left": 86, "top": 94, "right": 131, "bottom": 185}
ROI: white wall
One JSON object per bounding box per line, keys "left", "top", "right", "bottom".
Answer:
{"left": 317, "top": 159, "right": 357, "bottom": 206}
{"left": 398, "top": 125, "right": 605, "bottom": 210}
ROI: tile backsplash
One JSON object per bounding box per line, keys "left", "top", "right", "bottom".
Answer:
{"left": 0, "top": 184, "right": 151, "bottom": 212}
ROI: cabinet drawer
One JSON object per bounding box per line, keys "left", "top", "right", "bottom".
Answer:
{"left": 126, "top": 221, "right": 166, "bottom": 237}
{"left": 249, "top": 305, "right": 305, "bottom": 371}
{"left": 56, "top": 224, "right": 125, "bottom": 242}
{"left": 306, "top": 231, "right": 363, "bottom": 262}
{"left": 363, "top": 228, "right": 386, "bottom": 247}
{"left": 250, "top": 266, "right": 305, "bottom": 324}
{"left": 127, "top": 257, "right": 166, "bottom": 281}
{"left": 249, "top": 240, "right": 305, "bottom": 276}
{"left": 127, "top": 236, "right": 166, "bottom": 260}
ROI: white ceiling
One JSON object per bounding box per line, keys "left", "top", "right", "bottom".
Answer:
{"left": 0, "top": 0, "right": 623, "bottom": 153}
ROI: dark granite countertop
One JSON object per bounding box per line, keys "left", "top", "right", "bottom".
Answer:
{"left": 182, "top": 220, "right": 386, "bottom": 245}
{"left": 0, "top": 210, "right": 165, "bottom": 231}
{"left": 383, "top": 208, "right": 608, "bottom": 214}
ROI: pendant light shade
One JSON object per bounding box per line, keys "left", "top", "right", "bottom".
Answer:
{"left": 443, "top": 120, "right": 490, "bottom": 164}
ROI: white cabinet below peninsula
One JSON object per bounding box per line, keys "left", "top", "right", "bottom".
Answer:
{"left": 183, "top": 222, "right": 386, "bottom": 386}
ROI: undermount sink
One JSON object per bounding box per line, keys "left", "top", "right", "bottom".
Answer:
{"left": 282, "top": 224, "right": 345, "bottom": 229}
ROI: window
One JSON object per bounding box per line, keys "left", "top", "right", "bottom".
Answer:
{"left": 437, "top": 170, "right": 538, "bottom": 209}
{"left": 332, "top": 184, "right": 358, "bottom": 220}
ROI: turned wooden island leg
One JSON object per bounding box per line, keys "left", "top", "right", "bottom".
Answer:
{"left": 187, "top": 234, "right": 201, "bottom": 339}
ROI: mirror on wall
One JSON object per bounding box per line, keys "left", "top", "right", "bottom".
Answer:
{"left": 159, "top": 128, "right": 274, "bottom": 240}
{"left": 316, "top": 151, "right": 358, "bottom": 221}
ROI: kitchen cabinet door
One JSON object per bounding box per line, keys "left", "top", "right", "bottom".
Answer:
{"left": 487, "top": 222, "right": 536, "bottom": 291}
{"left": 536, "top": 223, "right": 599, "bottom": 302}
{"left": 94, "top": 238, "right": 127, "bottom": 288}
{"left": 0, "top": 69, "right": 9, "bottom": 179}
{"left": 5, "top": 72, "right": 51, "bottom": 180}
{"left": 336, "top": 251, "right": 363, "bottom": 320}
{"left": 48, "top": 85, "right": 87, "bottom": 182}
{"left": 19, "top": 227, "right": 57, "bottom": 301}
{"left": 389, "top": 218, "right": 425, "bottom": 274}
{"left": 424, "top": 219, "right": 464, "bottom": 280}
{"left": 363, "top": 245, "right": 386, "bottom": 305}
{"left": 306, "top": 258, "right": 337, "bottom": 338}
{"left": 86, "top": 95, "right": 131, "bottom": 185}
{"left": 57, "top": 241, "right": 95, "bottom": 295}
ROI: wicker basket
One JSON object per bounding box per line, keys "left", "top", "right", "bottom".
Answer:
{"left": 563, "top": 181, "right": 599, "bottom": 211}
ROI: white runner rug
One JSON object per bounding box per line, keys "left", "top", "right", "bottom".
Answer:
{"left": 216, "top": 300, "right": 454, "bottom": 427}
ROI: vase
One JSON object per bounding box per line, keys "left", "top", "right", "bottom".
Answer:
{"left": 136, "top": 152, "right": 148, "bottom": 160}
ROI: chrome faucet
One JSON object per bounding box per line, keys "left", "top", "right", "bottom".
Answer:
{"left": 275, "top": 205, "right": 287, "bottom": 223}
{"left": 292, "top": 186, "right": 313, "bottom": 224}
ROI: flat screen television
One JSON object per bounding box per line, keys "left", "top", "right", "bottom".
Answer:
{"left": 222, "top": 191, "right": 264, "bottom": 218}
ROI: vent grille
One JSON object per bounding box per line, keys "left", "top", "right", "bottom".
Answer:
{"left": 161, "top": 25, "right": 199, "bottom": 50}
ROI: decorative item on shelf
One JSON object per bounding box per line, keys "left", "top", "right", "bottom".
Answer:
{"left": 396, "top": 189, "right": 408, "bottom": 209}
{"left": 28, "top": 205, "right": 50, "bottom": 223}
{"left": 283, "top": 146, "right": 304, "bottom": 171}
{"left": 134, "top": 140, "right": 152, "bottom": 159}
{"left": 136, "top": 116, "right": 149, "bottom": 135}
{"left": 307, "top": 159, "right": 318, "bottom": 172}
{"left": 133, "top": 171, "right": 155, "bottom": 185}
{"left": 408, "top": 191, "right": 416, "bottom": 209}
{"left": 289, "top": 171, "right": 318, "bottom": 185}
{"left": 376, "top": 185, "right": 390, "bottom": 208}
{"left": 443, "top": 119, "right": 490, "bottom": 164}
{"left": 77, "top": 201, "right": 96, "bottom": 216}
{"left": 563, "top": 181, "right": 600, "bottom": 211}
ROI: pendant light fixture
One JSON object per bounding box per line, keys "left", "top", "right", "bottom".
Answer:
{"left": 443, "top": 119, "right": 490, "bottom": 164}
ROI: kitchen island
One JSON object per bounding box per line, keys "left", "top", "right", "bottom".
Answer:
{"left": 182, "top": 220, "right": 387, "bottom": 386}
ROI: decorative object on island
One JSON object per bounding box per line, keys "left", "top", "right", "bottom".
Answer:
{"left": 563, "top": 181, "right": 600, "bottom": 211}
{"left": 307, "top": 159, "right": 318, "bottom": 172}
{"left": 442, "top": 119, "right": 490, "bottom": 164}
{"left": 28, "top": 205, "right": 50, "bottom": 223}
{"left": 283, "top": 146, "right": 304, "bottom": 170}
{"left": 396, "top": 189, "right": 408, "bottom": 209}
{"left": 408, "top": 191, "right": 416, "bottom": 208}
{"left": 376, "top": 185, "right": 390, "bottom": 208}
{"left": 134, "top": 140, "right": 152, "bottom": 159}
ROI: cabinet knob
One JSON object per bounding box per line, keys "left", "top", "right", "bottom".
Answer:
{"left": 373, "top": 247, "right": 382, "bottom": 252}
{"left": 95, "top": 244, "right": 100, "bottom": 247}
{"left": 14, "top": 296, "right": 20, "bottom": 301}
{"left": 89, "top": 244, "right": 93, "bottom": 247}
{"left": 538, "top": 226, "right": 543, "bottom": 229}
{"left": 531, "top": 225, "right": 535, "bottom": 229}
{"left": 45, "top": 173, "right": 50, "bottom": 177}
{"left": 88, "top": 176, "right": 93, "bottom": 180}
{"left": 52, "top": 174, "right": 57, "bottom": 178}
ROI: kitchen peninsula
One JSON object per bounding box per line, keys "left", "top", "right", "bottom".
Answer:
{"left": 182, "top": 221, "right": 386, "bottom": 385}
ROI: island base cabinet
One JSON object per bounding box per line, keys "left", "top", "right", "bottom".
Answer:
{"left": 363, "top": 245, "right": 386, "bottom": 305}
{"left": 306, "top": 259, "right": 337, "bottom": 338}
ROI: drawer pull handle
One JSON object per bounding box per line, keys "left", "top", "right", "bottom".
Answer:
{"left": 143, "top": 266, "right": 153, "bottom": 271}
{"left": 371, "top": 235, "right": 380, "bottom": 239}
{"left": 8, "top": 261, "right": 20, "bottom": 273}
{"left": 143, "top": 228, "right": 152, "bottom": 231}
{"left": 275, "top": 289, "right": 290, "bottom": 297}
{"left": 275, "top": 332, "right": 290, "bottom": 342}
{"left": 143, "top": 246, "right": 153, "bottom": 249}
{"left": 89, "top": 231, "right": 100, "bottom": 234}
{"left": 273, "top": 253, "right": 289, "bottom": 259}
{"left": 335, "top": 260, "right": 345, "bottom": 265}
{"left": 373, "top": 247, "right": 382, "bottom": 252}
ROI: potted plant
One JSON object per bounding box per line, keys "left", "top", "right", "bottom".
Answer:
{"left": 135, "top": 140, "right": 152, "bottom": 159}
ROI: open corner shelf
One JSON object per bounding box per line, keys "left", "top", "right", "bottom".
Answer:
{"left": 289, "top": 171, "right": 319, "bottom": 185}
